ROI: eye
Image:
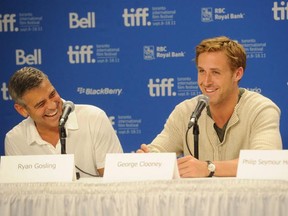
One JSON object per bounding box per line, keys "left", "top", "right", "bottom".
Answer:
{"left": 38, "top": 102, "right": 45, "bottom": 108}
{"left": 34, "top": 101, "right": 45, "bottom": 109}
{"left": 49, "top": 90, "right": 56, "bottom": 99}
{"left": 212, "top": 70, "right": 220, "bottom": 75}
{"left": 198, "top": 69, "right": 205, "bottom": 74}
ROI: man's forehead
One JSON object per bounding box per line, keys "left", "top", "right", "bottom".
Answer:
{"left": 21, "top": 80, "right": 55, "bottom": 106}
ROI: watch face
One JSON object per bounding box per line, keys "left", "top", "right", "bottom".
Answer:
{"left": 208, "top": 163, "right": 216, "bottom": 172}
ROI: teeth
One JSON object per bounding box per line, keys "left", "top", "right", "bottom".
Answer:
{"left": 45, "top": 110, "right": 57, "bottom": 117}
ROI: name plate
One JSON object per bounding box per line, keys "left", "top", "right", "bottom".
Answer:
{"left": 0, "top": 154, "right": 75, "bottom": 183}
{"left": 237, "top": 150, "right": 288, "bottom": 180}
{"left": 103, "top": 153, "right": 180, "bottom": 181}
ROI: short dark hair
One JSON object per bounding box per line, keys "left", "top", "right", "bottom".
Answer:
{"left": 8, "top": 67, "right": 49, "bottom": 105}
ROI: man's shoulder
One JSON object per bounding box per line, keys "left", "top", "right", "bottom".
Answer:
{"left": 5, "top": 118, "right": 33, "bottom": 142}
{"left": 242, "top": 89, "right": 277, "bottom": 105}
{"left": 172, "top": 96, "right": 200, "bottom": 116}
{"left": 75, "top": 104, "right": 103, "bottom": 112}
{"left": 74, "top": 104, "right": 106, "bottom": 118}
{"left": 7, "top": 118, "right": 32, "bottom": 133}
{"left": 240, "top": 89, "right": 280, "bottom": 112}
{"left": 176, "top": 95, "right": 201, "bottom": 109}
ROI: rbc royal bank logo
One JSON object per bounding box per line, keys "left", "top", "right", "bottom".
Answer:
{"left": 122, "top": 8, "right": 151, "bottom": 27}
{"left": 201, "top": 8, "right": 213, "bottom": 22}
{"left": 143, "top": 46, "right": 155, "bottom": 60}
{"left": 148, "top": 78, "right": 176, "bottom": 97}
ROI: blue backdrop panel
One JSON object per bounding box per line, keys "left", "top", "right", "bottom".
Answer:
{"left": 0, "top": 0, "right": 287, "bottom": 155}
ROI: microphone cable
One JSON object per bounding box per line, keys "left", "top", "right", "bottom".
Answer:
{"left": 185, "top": 95, "right": 209, "bottom": 157}
{"left": 185, "top": 127, "right": 194, "bottom": 156}
{"left": 75, "top": 165, "right": 100, "bottom": 179}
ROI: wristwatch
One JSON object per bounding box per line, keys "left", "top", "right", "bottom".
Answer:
{"left": 206, "top": 160, "right": 216, "bottom": 177}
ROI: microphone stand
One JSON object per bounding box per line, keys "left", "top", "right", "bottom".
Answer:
{"left": 59, "top": 126, "right": 66, "bottom": 154}
{"left": 193, "top": 121, "right": 199, "bottom": 159}
{"left": 59, "top": 123, "right": 81, "bottom": 179}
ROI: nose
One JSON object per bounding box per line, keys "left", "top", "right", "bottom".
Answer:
{"left": 202, "top": 72, "right": 213, "bottom": 86}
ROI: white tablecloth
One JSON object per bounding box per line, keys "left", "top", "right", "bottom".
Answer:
{"left": 0, "top": 178, "right": 288, "bottom": 216}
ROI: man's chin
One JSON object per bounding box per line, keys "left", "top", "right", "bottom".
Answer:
{"left": 43, "top": 118, "right": 60, "bottom": 128}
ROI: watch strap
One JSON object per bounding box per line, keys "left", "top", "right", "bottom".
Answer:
{"left": 206, "top": 160, "right": 215, "bottom": 177}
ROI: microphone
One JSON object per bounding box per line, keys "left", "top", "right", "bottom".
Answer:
{"left": 188, "top": 95, "right": 209, "bottom": 129}
{"left": 59, "top": 101, "right": 75, "bottom": 127}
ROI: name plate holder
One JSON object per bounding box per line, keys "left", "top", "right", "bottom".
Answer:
{"left": 0, "top": 154, "right": 75, "bottom": 183}
{"left": 237, "top": 150, "right": 288, "bottom": 180}
{"left": 103, "top": 153, "right": 180, "bottom": 181}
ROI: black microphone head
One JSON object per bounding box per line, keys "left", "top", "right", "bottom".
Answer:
{"left": 63, "top": 101, "right": 75, "bottom": 112}
{"left": 198, "top": 95, "right": 209, "bottom": 107}
{"left": 59, "top": 101, "right": 75, "bottom": 127}
{"left": 188, "top": 95, "right": 209, "bottom": 129}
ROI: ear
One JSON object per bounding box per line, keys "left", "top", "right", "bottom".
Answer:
{"left": 234, "top": 67, "right": 244, "bottom": 82}
{"left": 14, "top": 103, "right": 29, "bottom": 118}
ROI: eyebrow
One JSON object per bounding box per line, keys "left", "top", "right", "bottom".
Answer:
{"left": 198, "top": 66, "right": 221, "bottom": 71}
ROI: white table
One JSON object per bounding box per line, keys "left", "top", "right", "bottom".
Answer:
{"left": 0, "top": 178, "right": 288, "bottom": 216}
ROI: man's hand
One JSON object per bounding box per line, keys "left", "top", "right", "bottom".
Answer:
{"left": 136, "top": 144, "right": 150, "bottom": 153}
{"left": 177, "top": 155, "right": 209, "bottom": 178}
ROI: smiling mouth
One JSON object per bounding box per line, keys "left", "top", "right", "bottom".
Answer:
{"left": 45, "top": 110, "right": 58, "bottom": 117}
{"left": 205, "top": 88, "right": 217, "bottom": 93}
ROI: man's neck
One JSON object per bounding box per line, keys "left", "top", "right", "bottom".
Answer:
{"left": 210, "top": 90, "right": 240, "bottom": 128}
{"left": 36, "top": 124, "right": 60, "bottom": 147}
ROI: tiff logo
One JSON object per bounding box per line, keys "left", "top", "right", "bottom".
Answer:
{"left": 122, "top": 8, "right": 151, "bottom": 27}
{"left": 272, "top": 1, "right": 288, "bottom": 20}
{"left": 67, "top": 45, "right": 96, "bottom": 64}
{"left": 0, "top": 14, "right": 18, "bottom": 32}
{"left": 109, "top": 116, "right": 117, "bottom": 133}
{"left": 109, "top": 116, "right": 115, "bottom": 126}
{"left": 16, "top": 49, "right": 42, "bottom": 65}
{"left": 148, "top": 78, "right": 176, "bottom": 97}
{"left": 1, "top": 82, "right": 12, "bottom": 101}
{"left": 69, "top": 12, "right": 96, "bottom": 29}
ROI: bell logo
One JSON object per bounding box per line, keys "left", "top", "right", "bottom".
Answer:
{"left": 16, "top": 49, "right": 42, "bottom": 65}
{"left": 69, "top": 12, "right": 96, "bottom": 29}
{"left": 148, "top": 78, "right": 176, "bottom": 97}
{"left": 0, "top": 14, "right": 18, "bottom": 32}
{"left": 122, "top": 8, "right": 151, "bottom": 27}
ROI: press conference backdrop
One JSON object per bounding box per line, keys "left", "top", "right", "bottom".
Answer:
{"left": 0, "top": 0, "right": 287, "bottom": 155}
